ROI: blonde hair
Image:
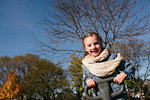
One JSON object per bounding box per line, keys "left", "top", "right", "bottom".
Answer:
{"left": 82, "top": 31, "right": 104, "bottom": 57}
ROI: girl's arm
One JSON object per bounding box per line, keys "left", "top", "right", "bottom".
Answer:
{"left": 86, "top": 78, "right": 96, "bottom": 87}
{"left": 113, "top": 72, "right": 127, "bottom": 84}
{"left": 83, "top": 65, "right": 95, "bottom": 87}
{"left": 114, "top": 59, "right": 135, "bottom": 84}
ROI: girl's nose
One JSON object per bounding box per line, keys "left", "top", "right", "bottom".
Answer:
{"left": 91, "top": 44, "right": 96, "bottom": 49}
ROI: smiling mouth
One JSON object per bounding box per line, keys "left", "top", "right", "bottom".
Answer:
{"left": 91, "top": 50, "right": 99, "bottom": 53}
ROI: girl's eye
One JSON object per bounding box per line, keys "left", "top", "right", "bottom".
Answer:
{"left": 94, "top": 42, "right": 99, "bottom": 45}
{"left": 87, "top": 44, "right": 91, "bottom": 47}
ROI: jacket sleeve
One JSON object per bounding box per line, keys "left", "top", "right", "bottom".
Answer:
{"left": 82, "top": 64, "right": 88, "bottom": 87}
{"left": 119, "top": 60, "right": 135, "bottom": 79}
{"left": 82, "top": 64, "right": 94, "bottom": 87}
{"left": 112, "top": 53, "right": 135, "bottom": 79}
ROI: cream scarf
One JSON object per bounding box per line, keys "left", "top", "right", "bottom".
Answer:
{"left": 82, "top": 49, "right": 124, "bottom": 77}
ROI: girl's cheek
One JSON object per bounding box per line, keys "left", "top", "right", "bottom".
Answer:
{"left": 96, "top": 44, "right": 101, "bottom": 49}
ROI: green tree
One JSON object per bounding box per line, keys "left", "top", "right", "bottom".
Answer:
{"left": 24, "top": 58, "right": 70, "bottom": 100}
{"left": 0, "top": 54, "right": 72, "bottom": 100}
{"left": 68, "top": 54, "right": 84, "bottom": 100}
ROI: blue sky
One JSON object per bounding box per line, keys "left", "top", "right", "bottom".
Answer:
{"left": 0, "top": 0, "right": 149, "bottom": 60}
{"left": 0, "top": 0, "right": 50, "bottom": 57}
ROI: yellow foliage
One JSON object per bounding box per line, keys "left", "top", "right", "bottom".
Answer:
{"left": 0, "top": 70, "right": 20, "bottom": 99}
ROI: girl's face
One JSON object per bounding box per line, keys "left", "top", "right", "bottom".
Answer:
{"left": 84, "top": 35, "right": 101, "bottom": 57}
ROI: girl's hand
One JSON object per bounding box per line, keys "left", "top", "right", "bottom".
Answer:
{"left": 86, "top": 78, "right": 96, "bottom": 87}
{"left": 113, "top": 72, "right": 127, "bottom": 84}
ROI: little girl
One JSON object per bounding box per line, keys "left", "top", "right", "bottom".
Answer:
{"left": 82, "top": 31, "right": 134, "bottom": 100}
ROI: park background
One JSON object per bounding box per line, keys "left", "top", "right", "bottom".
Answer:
{"left": 0, "top": 0, "right": 150, "bottom": 100}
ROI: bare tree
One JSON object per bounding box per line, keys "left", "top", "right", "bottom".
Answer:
{"left": 111, "top": 39, "right": 150, "bottom": 78}
{"left": 36, "top": 0, "right": 149, "bottom": 57}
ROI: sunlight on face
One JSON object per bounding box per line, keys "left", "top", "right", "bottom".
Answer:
{"left": 84, "top": 35, "right": 101, "bottom": 57}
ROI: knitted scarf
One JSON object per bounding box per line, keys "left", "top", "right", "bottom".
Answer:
{"left": 82, "top": 49, "right": 124, "bottom": 77}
